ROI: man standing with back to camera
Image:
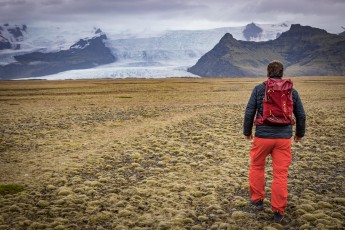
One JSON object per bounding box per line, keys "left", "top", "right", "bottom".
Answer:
{"left": 243, "top": 61, "right": 306, "bottom": 222}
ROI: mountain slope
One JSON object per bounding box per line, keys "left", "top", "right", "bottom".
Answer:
{"left": 0, "top": 32, "right": 116, "bottom": 80}
{"left": 188, "top": 24, "right": 345, "bottom": 77}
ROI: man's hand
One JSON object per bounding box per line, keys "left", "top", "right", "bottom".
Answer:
{"left": 245, "top": 135, "right": 253, "bottom": 141}
{"left": 294, "top": 135, "right": 302, "bottom": 142}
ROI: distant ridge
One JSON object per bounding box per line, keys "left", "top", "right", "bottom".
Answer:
{"left": 243, "top": 23, "right": 263, "bottom": 40}
{"left": 188, "top": 24, "right": 345, "bottom": 77}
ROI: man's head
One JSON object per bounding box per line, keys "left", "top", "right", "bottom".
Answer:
{"left": 267, "top": 60, "right": 284, "bottom": 78}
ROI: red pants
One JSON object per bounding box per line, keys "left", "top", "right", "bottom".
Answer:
{"left": 249, "top": 137, "right": 291, "bottom": 215}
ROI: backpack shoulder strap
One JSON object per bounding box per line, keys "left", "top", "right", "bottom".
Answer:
{"left": 263, "top": 79, "right": 271, "bottom": 100}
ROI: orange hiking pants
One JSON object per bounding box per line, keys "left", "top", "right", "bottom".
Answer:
{"left": 249, "top": 137, "right": 292, "bottom": 215}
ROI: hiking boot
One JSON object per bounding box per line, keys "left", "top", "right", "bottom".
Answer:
{"left": 274, "top": 211, "right": 284, "bottom": 223}
{"left": 249, "top": 199, "right": 264, "bottom": 210}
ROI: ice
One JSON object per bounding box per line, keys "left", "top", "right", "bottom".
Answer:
{"left": 16, "top": 63, "right": 199, "bottom": 80}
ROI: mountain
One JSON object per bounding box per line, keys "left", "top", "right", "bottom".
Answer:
{"left": 0, "top": 23, "right": 342, "bottom": 79}
{"left": 0, "top": 22, "right": 293, "bottom": 79}
{"left": 188, "top": 24, "right": 345, "bottom": 77}
{"left": 0, "top": 24, "right": 26, "bottom": 50}
{"left": 0, "top": 31, "right": 116, "bottom": 80}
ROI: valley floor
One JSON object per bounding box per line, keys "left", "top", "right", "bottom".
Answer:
{"left": 0, "top": 77, "right": 344, "bottom": 229}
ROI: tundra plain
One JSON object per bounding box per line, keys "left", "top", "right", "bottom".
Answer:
{"left": 0, "top": 77, "right": 344, "bottom": 229}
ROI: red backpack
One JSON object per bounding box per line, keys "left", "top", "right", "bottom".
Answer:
{"left": 255, "top": 78, "right": 295, "bottom": 126}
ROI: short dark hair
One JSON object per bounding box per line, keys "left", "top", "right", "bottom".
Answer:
{"left": 267, "top": 60, "right": 284, "bottom": 78}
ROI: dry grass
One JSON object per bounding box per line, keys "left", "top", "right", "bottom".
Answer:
{"left": 0, "top": 76, "right": 344, "bottom": 229}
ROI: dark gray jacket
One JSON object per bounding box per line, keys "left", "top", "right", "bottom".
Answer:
{"left": 243, "top": 78, "right": 306, "bottom": 138}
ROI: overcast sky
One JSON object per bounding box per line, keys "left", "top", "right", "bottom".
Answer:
{"left": 1, "top": 0, "right": 344, "bottom": 33}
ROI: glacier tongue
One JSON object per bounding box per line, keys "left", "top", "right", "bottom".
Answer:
{"left": 17, "top": 62, "right": 199, "bottom": 80}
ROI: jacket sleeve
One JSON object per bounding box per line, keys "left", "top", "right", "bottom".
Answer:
{"left": 292, "top": 89, "right": 306, "bottom": 137}
{"left": 243, "top": 87, "right": 257, "bottom": 136}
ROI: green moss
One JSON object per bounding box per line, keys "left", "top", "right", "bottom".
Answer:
{"left": 57, "top": 187, "right": 72, "bottom": 196}
{"left": 73, "top": 187, "right": 84, "bottom": 193}
{"left": 315, "top": 218, "right": 331, "bottom": 226}
{"left": 37, "top": 200, "right": 50, "bottom": 208}
{"left": 219, "top": 223, "right": 230, "bottom": 229}
{"left": 315, "top": 223, "right": 325, "bottom": 230}
{"left": 9, "top": 205, "right": 21, "bottom": 212}
{"left": 55, "top": 177, "right": 67, "bottom": 185}
{"left": 300, "top": 213, "right": 317, "bottom": 222}
{"left": 0, "top": 184, "right": 24, "bottom": 195}
{"left": 182, "top": 218, "right": 194, "bottom": 225}
{"left": 46, "top": 184, "right": 56, "bottom": 190}
{"left": 197, "top": 215, "right": 208, "bottom": 222}
{"left": 299, "top": 223, "right": 310, "bottom": 230}
{"left": 331, "top": 212, "right": 342, "bottom": 219}
{"left": 28, "top": 222, "right": 48, "bottom": 229}
{"left": 84, "top": 180, "right": 103, "bottom": 187}
{"left": 90, "top": 211, "right": 112, "bottom": 224}
{"left": 193, "top": 191, "right": 204, "bottom": 197}
{"left": 113, "top": 225, "right": 127, "bottom": 230}
{"left": 118, "top": 209, "right": 133, "bottom": 217}
{"left": 88, "top": 200, "right": 101, "bottom": 207}
{"left": 98, "top": 177, "right": 109, "bottom": 183}
{"left": 157, "top": 221, "right": 171, "bottom": 230}
{"left": 298, "top": 204, "right": 315, "bottom": 212}
{"left": 191, "top": 225, "right": 203, "bottom": 230}
{"left": 210, "top": 223, "right": 219, "bottom": 230}
{"left": 333, "top": 197, "right": 345, "bottom": 204}
{"left": 317, "top": 201, "right": 333, "bottom": 209}
{"left": 231, "top": 211, "right": 248, "bottom": 221}
{"left": 263, "top": 227, "right": 278, "bottom": 230}
{"left": 270, "top": 223, "right": 283, "bottom": 230}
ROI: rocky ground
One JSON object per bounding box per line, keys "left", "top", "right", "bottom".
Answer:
{"left": 0, "top": 77, "right": 344, "bottom": 229}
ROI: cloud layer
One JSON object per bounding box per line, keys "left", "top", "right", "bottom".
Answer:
{"left": 1, "top": 0, "right": 344, "bottom": 32}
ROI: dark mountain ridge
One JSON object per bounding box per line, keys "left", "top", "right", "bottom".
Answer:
{"left": 188, "top": 24, "right": 345, "bottom": 77}
{"left": 243, "top": 23, "right": 263, "bottom": 40}
{"left": 0, "top": 31, "right": 116, "bottom": 80}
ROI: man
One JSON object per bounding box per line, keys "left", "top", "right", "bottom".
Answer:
{"left": 243, "top": 60, "right": 306, "bottom": 222}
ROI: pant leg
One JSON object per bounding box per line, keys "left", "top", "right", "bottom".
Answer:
{"left": 270, "top": 139, "right": 292, "bottom": 215}
{"left": 249, "top": 137, "right": 274, "bottom": 202}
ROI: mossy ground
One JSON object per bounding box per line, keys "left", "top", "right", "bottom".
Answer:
{"left": 0, "top": 77, "right": 344, "bottom": 229}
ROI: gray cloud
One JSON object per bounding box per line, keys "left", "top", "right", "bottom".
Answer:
{"left": 0, "top": 0, "right": 344, "bottom": 33}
